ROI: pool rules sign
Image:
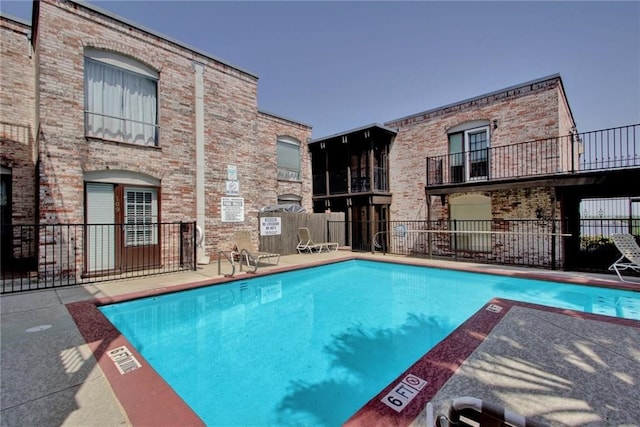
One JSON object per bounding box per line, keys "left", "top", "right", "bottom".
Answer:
{"left": 221, "top": 197, "right": 244, "bottom": 223}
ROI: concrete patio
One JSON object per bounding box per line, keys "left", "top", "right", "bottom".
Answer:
{"left": 1, "top": 251, "right": 639, "bottom": 426}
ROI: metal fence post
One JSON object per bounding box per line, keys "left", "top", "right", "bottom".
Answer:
{"left": 452, "top": 219, "right": 458, "bottom": 260}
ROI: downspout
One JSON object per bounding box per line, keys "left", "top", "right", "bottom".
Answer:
{"left": 193, "top": 61, "right": 210, "bottom": 264}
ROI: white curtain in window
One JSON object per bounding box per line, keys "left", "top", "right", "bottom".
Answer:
{"left": 277, "top": 140, "right": 300, "bottom": 180}
{"left": 123, "top": 73, "right": 157, "bottom": 145}
{"left": 85, "top": 59, "right": 157, "bottom": 145}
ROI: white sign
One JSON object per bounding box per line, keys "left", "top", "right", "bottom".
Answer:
{"left": 260, "top": 217, "right": 281, "bottom": 236}
{"left": 107, "top": 346, "right": 142, "bottom": 375}
{"left": 221, "top": 197, "right": 244, "bottom": 222}
{"left": 227, "top": 164, "right": 238, "bottom": 181}
{"left": 380, "top": 374, "right": 427, "bottom": 412}
{"left": 225, "top": 180, "right": 239, "bottom": 195}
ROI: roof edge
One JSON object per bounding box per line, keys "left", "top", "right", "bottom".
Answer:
{"left": 384, "top": 73, "right": 562, "bottom": 126}
{"left": 0, "top": 11, "right": 32, "bottom": 27}
{"left": 68, "top": 0, "right": 259, "bottom": 79}
{"left": 258, "top": 109, "right": 313, "bottom": 129}
{"left": 310, "top": 123, "right": 398, "bottom": 144}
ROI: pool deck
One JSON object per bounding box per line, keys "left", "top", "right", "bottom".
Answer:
{"left": 1, "top": 251, "right": 639, "bottom": 426}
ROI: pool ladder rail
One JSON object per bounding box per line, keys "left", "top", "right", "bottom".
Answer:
{"left": 426, "top": 397, "right": 548, "bottom": 427}
{"left": 217, "top": 251, "right": 239, "bottom": 277}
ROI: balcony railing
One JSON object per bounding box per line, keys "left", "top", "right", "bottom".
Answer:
{"left": 1, "top": 222, "right": 196, "bottom": 293}
{"left": 426, "top": 124, "right": 639, "bottom": 187}
{"left": 313, "top": 167, "right": 389, "bottom": 196}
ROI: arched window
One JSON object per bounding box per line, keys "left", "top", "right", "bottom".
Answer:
{"left": 277, "top": 136, "right": 301, "bottom": 181}
{"left": 277, "top": 193, "right": 302, "bottom": 206}
{"left": 84, "top": 49, "right": 159, "bottom": 146}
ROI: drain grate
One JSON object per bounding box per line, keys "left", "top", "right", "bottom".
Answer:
{"left": 107, "top": 346, "right": 142, "bottom": 374}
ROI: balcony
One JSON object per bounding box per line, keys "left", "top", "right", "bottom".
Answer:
{"left": 426, "top": 124, "right": 639, "bottom": 188}
{"left": 313, "top": 167, "right": 389, "bottom": 196}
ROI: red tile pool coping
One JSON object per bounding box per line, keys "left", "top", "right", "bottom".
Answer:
{"left": 65, "top": 257, "right": 640, "bottom": 426}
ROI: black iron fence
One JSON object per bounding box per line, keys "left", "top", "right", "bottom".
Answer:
{"left": 330, "top": 219, "right": 569, "bottom": 269}
{"left": 313, "top": 167, "right": 389, "bottom": 196}
{"left": 427, "top": 124, "right": 639, "bottom": 186}
{"left": 329, "top": 217, "right": 640, "bottom": 273}
{"left": 578, "top": 217, "right": 640, "bottom": 272}
{"left": 1, "top": 222, "right": 196, "bottom": 294}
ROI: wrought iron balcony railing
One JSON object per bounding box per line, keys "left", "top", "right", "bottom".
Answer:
{"left": 313, "top": 167, "right": 389, "bottom": 196}
{"left": 426, "top": 124, "right": 639, "bottom": 187}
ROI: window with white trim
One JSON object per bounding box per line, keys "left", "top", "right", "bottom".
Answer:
{"left": 277, "top": 136, "right": 301, "bottom": 181}
{"left": 448, "top": 123, "right": 490, "bottom": 182}
{"left": 124, "top": 188, "right": 158, "bottom": 246}
{"left": 84, "top": 49, "right": 159, "bottom": 146}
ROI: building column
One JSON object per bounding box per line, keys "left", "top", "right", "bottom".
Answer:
{"left": 193, "top": 61, "right": 209, "bottom": 264}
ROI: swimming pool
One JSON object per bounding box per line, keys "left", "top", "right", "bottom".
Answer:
{"left": 99, "top": 259, "right": 640, "bottom": 426}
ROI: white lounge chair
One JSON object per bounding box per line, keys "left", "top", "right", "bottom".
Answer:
{"left": 609, "top": 233, "right": 640, "bottom": 283}
{"left": 234, "top": 230, "right": 280, "bottom": 272}
{"left": 296, "top": 227, "right": 338, "bottom": 253}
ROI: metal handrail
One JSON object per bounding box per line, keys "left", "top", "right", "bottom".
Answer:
{"left": 426, "top": 123, "right": 639, "bottom": 186}
{"left": 217, "top": 251, "right": 237, "bottom": 277}
{"left": 239, "top": 249, "right": 256, "bottom": 273}
{"left": 373, "top": 228, "right": 573, "bottom": 252}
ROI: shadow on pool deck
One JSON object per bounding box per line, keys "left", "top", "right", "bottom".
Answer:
{"left": 1, "top": 251, "right": 639, "bottom": 426}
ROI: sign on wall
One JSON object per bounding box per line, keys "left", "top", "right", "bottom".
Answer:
{"left": 226, "top": 164, "right": 239, "bottom": 196}
{"left": 227, "top": 164, "right": 238, "bottom": 181}
{"left": 221, "top": 197, "right": 244, "bottom": 222}
{"left": 225, "top": 180, "right": 239, "bottom": 195}
{"left": 260, "top": 216, "right": 281, "bottom": 236}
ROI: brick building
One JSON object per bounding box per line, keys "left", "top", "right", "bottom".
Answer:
{"left": 309, "top": 75, "right": 580, "bottom": 265}
{"left": 3, "top": 2, "right": 636, "bottom": 280}
{"left": 1, "top": 1, "right": 311, "bottom": 276}
{"left": 384, "top": 75, "right": 577, "bottom": 265}
{"left": 1, "top": 14, "right": 37, "bottom": 267}
{"left": 385, "top": 74, "right": 575, "bottom": 221}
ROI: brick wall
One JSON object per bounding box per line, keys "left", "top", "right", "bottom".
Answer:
{"left": 0, "top": 15, "right": 37, "bottom": 226}
{"left": 386, "top": 76, "right": 571, "bottom": 221}
{"left": 257, "top": 111, "right": 313, "bottom": 208}
{"left": 33, "top": 0, "right": 310, "bottom": 260}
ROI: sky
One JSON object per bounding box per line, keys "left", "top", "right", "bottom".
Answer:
{"left": 1, "top": 1, "right": 639, "bottom": 139}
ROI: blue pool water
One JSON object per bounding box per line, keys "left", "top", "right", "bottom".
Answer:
{"left": 100, "top": 260, "right": 640, "bottom": 426}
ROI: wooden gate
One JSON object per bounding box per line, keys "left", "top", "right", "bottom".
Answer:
{"left": 258, "top": 212, "right": 345, "bottom": 254}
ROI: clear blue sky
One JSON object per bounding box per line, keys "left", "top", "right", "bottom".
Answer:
{"left": 2, "top": 1, "right": 639, "bottom": 138}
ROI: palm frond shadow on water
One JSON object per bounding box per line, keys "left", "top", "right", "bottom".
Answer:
{"left": 275, "top": 313, "right": 455, "bottom": 426}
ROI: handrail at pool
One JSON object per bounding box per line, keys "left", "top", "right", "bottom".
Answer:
{"left": 217, "top": 251, "right": 238, "bottom": 277}
{"left": 372, "top": 229, "right": 574, "bottom": 264}
{"left": 375, "top": 229, "right": 573, "bottom": 241}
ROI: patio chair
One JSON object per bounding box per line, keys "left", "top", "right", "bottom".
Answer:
{"left": 609, "top": 233, "right": 640, "bottom": 283}
{"left": 426, "top": 396, "right": 548, "bottom": 427}
{"left": 234, "top": 230, "right": 280, "bottom": 272}
{"left": 296, "top": 227, "right": 338, "bottom": 253}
